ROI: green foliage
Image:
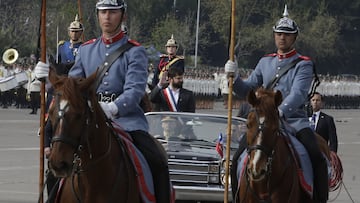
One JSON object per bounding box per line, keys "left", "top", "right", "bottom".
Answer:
{"left": 0, "top": 0, "right": 359, "bottom": 74}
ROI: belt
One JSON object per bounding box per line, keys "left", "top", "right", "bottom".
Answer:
{"left": 97, "top": 92, "right": 118, "bottom": 103}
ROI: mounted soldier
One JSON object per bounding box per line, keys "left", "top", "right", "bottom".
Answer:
{"left": 57, "top": 14, "right": 84, "bottom": 65}
{"left": 151, "top": 34, "right": 185, "bottom": 89}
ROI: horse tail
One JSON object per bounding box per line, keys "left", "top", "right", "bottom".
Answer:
{"left": 329, "top": 151, "right": 343, "bottom": 191}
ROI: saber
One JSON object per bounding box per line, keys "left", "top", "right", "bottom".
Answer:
{"left": 56, "top": 26, "right": 59, "bottom": 63}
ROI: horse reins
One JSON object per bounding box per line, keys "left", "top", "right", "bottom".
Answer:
{"left": 50, "top": 93, "right": 126, "bottom": 203}
{"left": 243, "top": 108, "right": 299, "bottom": 203}
{"left": 243, "top": 108, "right": 280, "bottom": 203}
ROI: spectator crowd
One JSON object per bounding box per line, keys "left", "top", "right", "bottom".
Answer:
{"left": 1, "top": 60, "right": 360, "bottom": 111}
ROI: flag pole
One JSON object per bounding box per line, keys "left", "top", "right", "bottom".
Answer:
{"left": 224, "top": 0, "right": 236, "bottom": 202}
{"left": 38, "top": 0, "right": 47, "bottom": 202}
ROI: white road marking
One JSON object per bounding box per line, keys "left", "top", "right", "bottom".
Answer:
{"left": 0, "top": 190, "right": 38, "bottom": 195}
{"left": 0, "top": 165, "right": 38, "bottom": 171}
{"left": 0, "top": 120, "right": 39, "bottom": 123}
{"left": 0, "top": 147, "right": 39, "bottom": 151}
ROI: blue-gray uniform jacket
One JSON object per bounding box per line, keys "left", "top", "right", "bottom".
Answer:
{"left": 233, "top": 49, "right": 313, "bottom": 132}
{"left": 68, "top": 32, "right": 149, "bottom": 132}
{"left": 58, "top": 41, "right": 82, "bottom": 63}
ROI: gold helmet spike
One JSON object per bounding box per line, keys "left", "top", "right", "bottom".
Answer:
{"left": 68, "top": 14, "right": 84, "bottom": 31}
{"left": 165, "top": 34, "right": 178, "bottom": 47}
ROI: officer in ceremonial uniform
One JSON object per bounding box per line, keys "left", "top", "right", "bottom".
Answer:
{"left": 35, "top": 1, "right": 170, "bottom": 203}
{"left": 225, "top": 5, "right": 328, "bottom": 203}
{"left": 151, "top": 34, "right": 185, "bottom": 88}
{"left": 57, "top": 14, "right": 83, "bottom": 64}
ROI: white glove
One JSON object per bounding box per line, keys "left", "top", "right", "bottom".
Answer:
{"left": 224, "top": 60, "right": 239, "bottom": 78}
{"left": 34, "top": 61, "right": 50, "bottom": 79}
{"left": 278, "top": 108, "right": 284, "bottom": 119}
{"left": 99, "top": 101, "right": 118, "bottom": 119}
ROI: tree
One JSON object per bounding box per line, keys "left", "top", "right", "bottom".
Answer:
{"left": 0, "top": 0, "right": 359, "bottom": 74}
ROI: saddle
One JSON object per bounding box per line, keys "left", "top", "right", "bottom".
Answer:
{"left": 55, "top": 123, "right": 157, "bottom": 203}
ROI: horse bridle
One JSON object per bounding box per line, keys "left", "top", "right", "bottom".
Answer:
{"left": 243, "top": 108, "right": 280, "bottom": 203}
{"left": 50, "top": 92, "right": 115, "bottom": 202}
{"left": 51, "top": 92, "right": 84, "bottom": 149}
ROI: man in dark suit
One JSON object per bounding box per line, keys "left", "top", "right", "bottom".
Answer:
{"left": 150, "top": 66, "right": 195, "bottom": 113}
{"left": 310, "top": 92, "right": 338, "bottom": 152}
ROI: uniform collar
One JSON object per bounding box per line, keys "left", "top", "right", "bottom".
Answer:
{"left": 70, "top": 39, "right": 82, "bottom": 44}
{"left": 277, "top": 49, "right": 297, "bottom": 59}
{"left": 102, "top": 31, "right": 125, "bottom": 45}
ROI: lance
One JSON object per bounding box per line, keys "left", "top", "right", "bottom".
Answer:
{"left": 224, "top": 0, "right": 236, "bottom": 202}
{"left": 77, "top": 0, "right": 85, "bottom": 41}
{"left": 38, "top": 0, "right": 47, "bottom": 202}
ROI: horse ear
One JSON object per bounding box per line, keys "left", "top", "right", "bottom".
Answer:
{"left": 247, "top": 89, "right": 258, "bottom": 106}
{"left": 48, "top": 66, "right": 59, "bottom": 86}
{"left": 79, "top": 70, "right": 98, "bottom": 93}
{"left": 274, "top": 90, "right": 283, "bottom": 107}
{"left": 48, "top": 54, "right": 56, "bottom": 65}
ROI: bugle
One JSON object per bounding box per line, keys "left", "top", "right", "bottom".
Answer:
{"left": 2, "top": 48, "right": 19, "bottom": 65}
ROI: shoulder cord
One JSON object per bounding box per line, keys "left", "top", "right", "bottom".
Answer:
{"left": 267, "top": 57, "right": 303, "bottom": 90}
{"left": 94, "top": 42, "right": 134, "bottom": 90}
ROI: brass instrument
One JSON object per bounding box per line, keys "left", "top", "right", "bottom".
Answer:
{"left": 2, "top": 48, "right": 19, "bottom": 65}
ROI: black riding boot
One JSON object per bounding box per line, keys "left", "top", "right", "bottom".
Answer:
{"left": 296, "top": 128, "right": 328, "bottom": 202}
{"left": 130, "top": 131, "right": 170, "bottom": 203}
{"left": 231, "top": 135, "right": 247, "bottom": 203}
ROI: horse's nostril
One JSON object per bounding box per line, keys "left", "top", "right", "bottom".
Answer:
{"left": 59, "top": 161, "right": 71, "bottom": 172}
{"left": 260, "top": 169, "right": 266, "bottom": 176}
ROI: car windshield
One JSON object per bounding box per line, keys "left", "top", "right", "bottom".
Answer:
{"left": 146, "top": 113, "right": 247, "bottom": 149}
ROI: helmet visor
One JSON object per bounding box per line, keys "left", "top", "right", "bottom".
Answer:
{"left": 273, "top": 17, "right": 298, "bottom": 34}
{"left": 96, "top": 0, "right": 125, "bottom": 10}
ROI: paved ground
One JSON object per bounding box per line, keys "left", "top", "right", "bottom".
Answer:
{"left": 0, "top": 104, "right": 359, "bottom": 203}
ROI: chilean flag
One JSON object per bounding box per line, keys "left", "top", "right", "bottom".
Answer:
{"left": 216, "top": 133, "right": 224, "bottom": 158}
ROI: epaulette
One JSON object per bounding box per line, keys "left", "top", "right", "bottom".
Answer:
{"left": 174, "top": 55, "right": 185, "bottom": 59}
{"left": 299, "top": 55, "right": 311, "bottom": 61}
{"left": 264, "top": 53, "right": 277, "bottom": 57}
{"left": 82, "top": 38, "right": 97, "bottom": 46}
{"left": 57, "top": 40, "right": 65, "bottom": 46}
{"left": 128, "top": 39, "right": 140, "bottom": 46}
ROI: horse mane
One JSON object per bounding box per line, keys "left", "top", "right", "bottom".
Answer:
{"left": 62, "top": 77, "right": 87, "bottom": 112}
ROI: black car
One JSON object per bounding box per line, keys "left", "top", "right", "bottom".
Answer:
{"left": 145, "top": 111, "right": 247, "bottom": 202}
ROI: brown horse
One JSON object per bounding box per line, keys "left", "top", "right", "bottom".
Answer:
{"left": 238, "top": 88, "right": 330, "bottom": 203}
{"left": 47, "top": 67, "right": 142, "bottom": 203}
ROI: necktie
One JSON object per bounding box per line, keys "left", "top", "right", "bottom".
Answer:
{"left": 310, "top": 114, "right": 316, "bottom": 130}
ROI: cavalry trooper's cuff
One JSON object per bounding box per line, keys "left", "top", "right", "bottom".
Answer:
{"left": 228, "top": 74, "right": 240, "bottom": 87}
{"left": 108, "top": 102, "right": 119, "bottom": 116}
{"left": 278, "top": 108, "right": 284, "bottom": 118}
